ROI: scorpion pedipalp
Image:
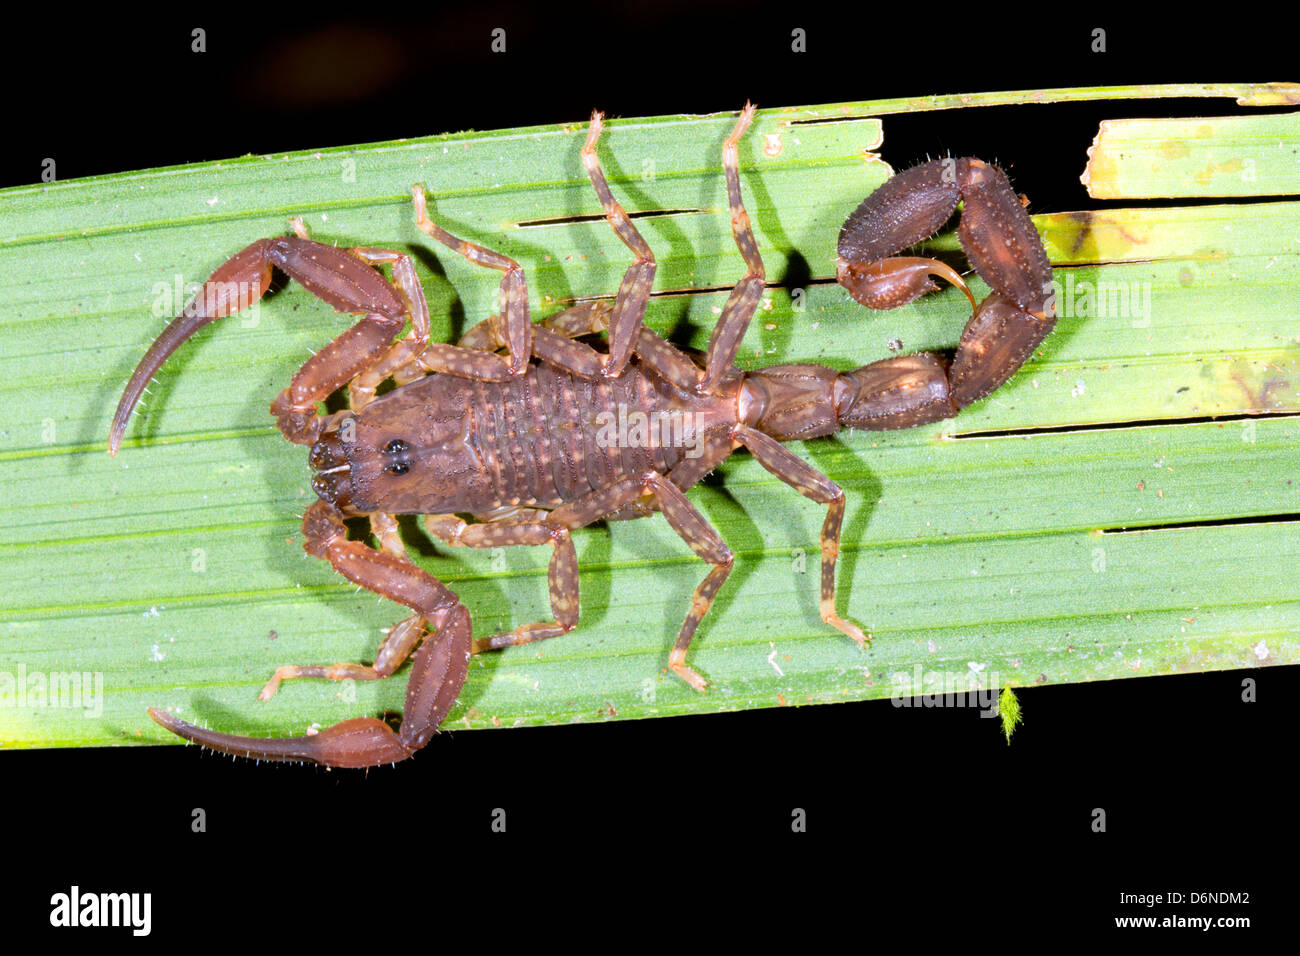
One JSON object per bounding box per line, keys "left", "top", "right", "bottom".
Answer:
{"left": 148, "top": 502, "right": 473, "bottom": 768}
{"left": 108, "top": 236, "right": 411, "bottom": 456}
{"left": 147, "top": 604, "right": 470, "bottom": 768}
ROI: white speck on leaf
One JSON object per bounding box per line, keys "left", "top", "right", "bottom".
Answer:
{"left": 767, "top": 644, "right": 785, "bottom": 677}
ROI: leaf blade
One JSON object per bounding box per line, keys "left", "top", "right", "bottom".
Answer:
{"left": 1, "top": 87, "right": 1297, "bottom": 751}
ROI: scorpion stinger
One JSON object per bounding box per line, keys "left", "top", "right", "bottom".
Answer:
{"left": 835, "top": 157, "right": 1057, "bottom": 406}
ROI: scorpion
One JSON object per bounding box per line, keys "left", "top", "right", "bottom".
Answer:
{"left": 108, "top": 105, "right": 1055, "bottom": 768}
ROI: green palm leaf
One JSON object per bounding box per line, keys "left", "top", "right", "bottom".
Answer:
{"left": 1, "top": 83, "right": 1296, "bottom": 751}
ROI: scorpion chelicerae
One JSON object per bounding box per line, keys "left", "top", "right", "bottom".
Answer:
{"left": 108, "top": 104, "right": 1055, "bottom": 768}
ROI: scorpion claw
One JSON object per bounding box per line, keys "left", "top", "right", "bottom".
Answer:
{"left": 109, "top": 229, "right": 410, "bottom": 456}
{"left": 147, "top": 708, "right": 412, "bottom": 768}
{"left": 149, "top": 605, "right": 471, "bottom": 768}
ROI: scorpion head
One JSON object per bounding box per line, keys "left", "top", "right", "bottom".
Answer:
{"left": 308, "top": 423, "right": 357, "bottom": 511}
{"left": 308, "top": 377, "right": 495, "bottom": 516}
{"left": 308, "top": 419, "right": 435, "bottom": 515}
{"left": 308, "top": 421, "right": 451, "bottom": 515}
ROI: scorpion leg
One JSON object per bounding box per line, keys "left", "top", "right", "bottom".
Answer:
{"left": 460, "top": 300, "right": 613, "bottom": 350}
{"left": 344, "top": 247, "right": 432, "bottom": 405}
{"left": 538, "top": 300, "right": 613, "bottom": 338}
{"left": 524, "top": 104, "right": 763, "bottom": 395}
{"left": 256, "top": 612, "right": 427, "bottom": 701}
{"left": 580, "top": 111, "right": 657, "bottom": 378}
{"left": 699, "top": 102, "right": 765, "bottom": 394}
{"left": 460, "top": 298, "right": 707, "bottom": 396}
{"left": 446, "top": 103, "right": 757, "bottom": 387}
{"left": 453, "top": 308, "right": 609, "bottom": 379}
{"left": 448, "top": 108, "right": 671, "bottom": 382}
{"left": 424, "top": 439, "right": 737, "bottom": 690}
{"left": 539, "top": 104, "right": 767, "bottom": 395}
{"left": 423, "top": 513, "right": 580, "bottom": 650}
{"left": 635, "top": 472, "right": 736, "bottom": 693}
{"left": 535, "top": 300, "right": 711, "bottom": 396}
{"left": 732, "top": 426, "right": 866, "bottom": 646}
{"left": 411, "top": 184, "right": 533, "bottom": 375}
{"left": 345, "top": 245, "right": 518, "bottom": 401}
{"left": 553, "top": 463, "right": 735, "bottom": 692}
{"left": 149, "top": 500, "right": 471, "bottom": 768}
{"left": 256, "top": 510, "right": 422, "bottom": 700}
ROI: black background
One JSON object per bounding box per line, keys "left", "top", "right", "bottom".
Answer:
{"left": 5, "top": 3, "right": 1294, "bottom": 941}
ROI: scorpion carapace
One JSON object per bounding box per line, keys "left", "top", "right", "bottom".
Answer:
{"left": 110, "top": 106, "right": 1055, "bottom": 768}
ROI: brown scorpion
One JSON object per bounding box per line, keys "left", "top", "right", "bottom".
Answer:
{"left": 108, "top": 105, "right": 1055, "bottom": 768}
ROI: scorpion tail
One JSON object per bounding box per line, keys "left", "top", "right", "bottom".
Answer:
{"left": 830, "top": 154, "right": 1057, "bottom": 427}
{"left": 148, "top": 604, "right": 472, "bottom": 769}
{"left": 834, "top": 293, "right": 1056, "bottom": 431}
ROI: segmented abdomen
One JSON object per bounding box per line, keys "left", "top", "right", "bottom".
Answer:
{"left": 468, "top": 361, "right": 692, "bottom": 509}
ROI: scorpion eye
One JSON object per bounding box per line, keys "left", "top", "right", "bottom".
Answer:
{"left": 387, "top": 461, "right": 410, "bottom": 476}
{"left": 383, "top": 439, "right": 409, "bottom": 455}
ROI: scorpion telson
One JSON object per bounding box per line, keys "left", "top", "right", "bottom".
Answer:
{"left": 110, "top": 106, "right": 1055, "bottom": 768}
{"left": 835, "top": 156, "right": 1057, "bottom": 406}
